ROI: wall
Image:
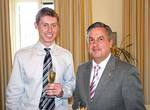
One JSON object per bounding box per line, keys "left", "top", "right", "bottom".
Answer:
{"left": 92, "top": 0, "right": 122, "bottom": 45}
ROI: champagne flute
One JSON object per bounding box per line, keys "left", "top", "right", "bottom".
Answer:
{"left": 48, "top": 66, "right": 56, "bottom": 83}
{"left": 47, "top": 66, "right": 56, "bottom": 98}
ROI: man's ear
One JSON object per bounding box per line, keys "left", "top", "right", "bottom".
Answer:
{"left": 34, "top": 22, "right": 38, "bottom": 29}
{"left": 110, "top": 39, "right": 113, "bottom": 48}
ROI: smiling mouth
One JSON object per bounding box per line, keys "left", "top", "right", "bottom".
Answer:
{"left": 93, "top": 48, "right": 101, "bottom": 51}
{"left": 46, "top": 34, "right": 53, "bottom": 39}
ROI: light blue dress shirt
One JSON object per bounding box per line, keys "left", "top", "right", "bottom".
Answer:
{"left": 6, "top": 41, "right": 75, "bottom": 110}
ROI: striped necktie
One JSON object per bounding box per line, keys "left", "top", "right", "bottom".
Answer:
{"left": 90, "top": 65, "right": 100, "bottom": 101}
{"left": 39, "top": 48, "right": 55, "bottom": 110}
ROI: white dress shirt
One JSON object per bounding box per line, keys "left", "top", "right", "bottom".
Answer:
{"left": 90, "top": 53, "right": 111, "bottom": 89}
{"left": 6, "top": 41, "right": 75, "bottom": 110}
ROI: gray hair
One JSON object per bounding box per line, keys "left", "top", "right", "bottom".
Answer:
{"left": 86, "top": 22, "right": 113, "bottom": 40}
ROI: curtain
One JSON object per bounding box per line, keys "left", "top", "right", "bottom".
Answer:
{"left": 144, "top": 0, "right": 150, "bottom": 105}
{"left": 9, "top": 0, "right": 17, "bottom": 61}
{"left": 123, "top": 0, "right": 150, "bottom": 103}
{"left": 122, "top": 0, "right": 145, "bottom": 87}
{"left": 54, "top": 0, "right": 92, "bottom": 71}
{"left": 0, "top": 0, "right": 12, "bottom": 109}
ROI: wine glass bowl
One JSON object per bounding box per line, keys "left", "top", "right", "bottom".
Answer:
{"left": 46, "top": 66, "right": 56, "bottom": 98}
{"left": 48, "top": 70, "right": 56, "bottom": 83}
{"left": 48, "top": 66, "right": 56, "bottom": 83}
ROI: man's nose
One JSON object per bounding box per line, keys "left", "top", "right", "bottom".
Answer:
{"left": 48, "top": 25, "right": 53, "bottom": 32}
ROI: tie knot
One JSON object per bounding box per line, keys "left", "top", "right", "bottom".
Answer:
{"left": 44, "top": 48, "right": 50, "bottom": 53}
{"left": 94, "top": 65, "right": 100, "bottom": 70}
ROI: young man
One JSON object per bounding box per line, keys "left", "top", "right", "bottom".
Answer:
{"left": 6, "top": 7, "right": 75, "bottom": 110}
{"left": 72, "top": 22, "right": 145, "bottom": 110}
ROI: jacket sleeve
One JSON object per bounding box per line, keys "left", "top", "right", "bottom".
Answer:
{"left": 122, "top": 66, "right": 146, "bottom": 110}
{"left": 72, "top": 66, "right": 85, "bottom": 110}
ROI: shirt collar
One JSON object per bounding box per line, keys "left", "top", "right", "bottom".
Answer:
{"left": 39, "top": 41, "right": 55, "bottom": 49}
{"left": 92, "top": 53, "right": 111, "bottom": 69}
{"left": 34, "top": 41, "right": 56, "bottom": 55}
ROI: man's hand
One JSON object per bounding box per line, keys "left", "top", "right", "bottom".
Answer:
{"left": 46, "top": 83, "right": 64, "bottom": 97}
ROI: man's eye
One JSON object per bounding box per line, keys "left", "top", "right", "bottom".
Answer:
{"left": 43, "top": 24, "right": 48, "bottom": 27}
{"left": 51, "top": 23, "right": 57, "bottom": 28}
{"left": 97, "top": 36, "right": 103, "bottom": 41}
{"left": 89, "top": 38, "right": 94, "bottom": 42}
{"left": 52, "top": 24, "right": 56, "bottom": 27}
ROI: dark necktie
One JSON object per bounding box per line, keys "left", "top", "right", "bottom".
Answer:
{"left": 39, "top": 48, "right": 55, "bottom": 110}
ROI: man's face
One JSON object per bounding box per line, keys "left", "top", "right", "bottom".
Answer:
{"left": 88, "top": 27, "right": 113, "bottom": 63}
{"left": 35, "top": 15, "right": 59, "bottom": 46}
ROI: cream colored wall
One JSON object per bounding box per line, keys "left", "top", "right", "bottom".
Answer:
{"left": 92, "top": 0, "right": 122, "bottom": 45}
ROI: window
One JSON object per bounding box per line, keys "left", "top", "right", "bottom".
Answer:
{"left": 16, "top": 2, "right": 39, "bottom": 50}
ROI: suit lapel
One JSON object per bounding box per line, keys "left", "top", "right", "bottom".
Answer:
{"left": 83, "top": 61, "right": 93, "bottom": 102}
{"left": 93, "top": 56, "right": 116, "bottom": 101}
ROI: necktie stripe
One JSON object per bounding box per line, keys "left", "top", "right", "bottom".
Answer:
{"left": 44, "top": 99, "right": 54, "bottom": 109}
{"left": 43, "top": 62, "right": 52, "bottom": 74}
{"left": 43, "top": 59, "right": 51, "bottom": 70}
{"left": 43, "top": 69, "right": 48, "bottom": 77}
{"left": 44, "top": 53, "right": 51, "bottom": 63}
{"left": 43, "top": 81, "right": 48, "bottom": 88}
{"left": 39, "top": 48, "right": 55, "bottom": 110}
{"left": 47, "top": 100, "right": 55, "bottom": 109}
{"left": 90, "top": 65, "right": 100, "bottom": 101}
{"left": 42, "top": 98, "right": 49, "bottom": 107}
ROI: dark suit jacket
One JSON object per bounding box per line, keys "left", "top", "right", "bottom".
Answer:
{"left": 72, "top": 55, "right": 145, "bottom": 110}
